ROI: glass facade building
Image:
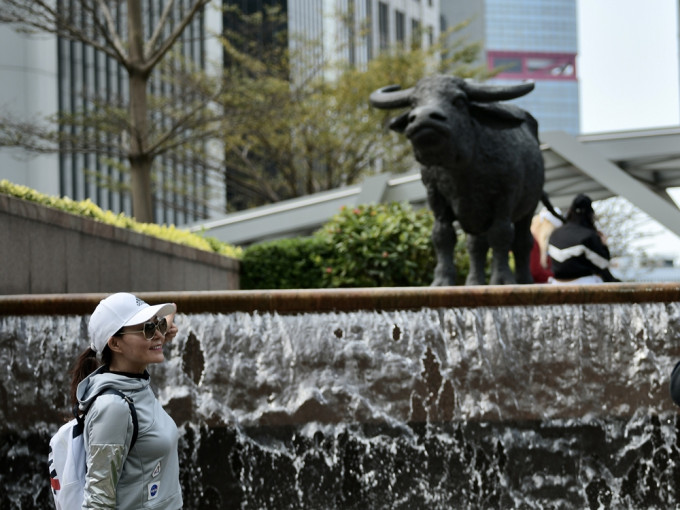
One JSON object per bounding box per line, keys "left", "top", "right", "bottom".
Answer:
{"left": 225, "top": 0, "right": 441, "bottom": 79}
{"left": 0, "top": 1, "right": 215, "bottom": 226}
{"left": 443, "top": 0, "right": 580, "bottom": 134}
{"left": 56, "top": 0, "right": 212, "bottom": 226}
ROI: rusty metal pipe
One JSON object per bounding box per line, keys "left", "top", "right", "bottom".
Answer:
{"left": 1, "top": 283, "right": 678, "bottom": 316}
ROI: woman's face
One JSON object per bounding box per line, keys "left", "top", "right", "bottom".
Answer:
{"left": 108, "top": 317, "right": 166, "bottom": 373}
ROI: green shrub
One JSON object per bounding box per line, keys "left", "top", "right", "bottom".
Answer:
{"left": 0, "top": 179, "right": 242, "bottom": 259}
{"left": 241, "top": 201, "right": 475, "bottom": 289}
{"left": 314, "top": 202, "right": 437, "bottom": 287}
{"left": 240, "top": 236, "right": 331, "bottom": 289}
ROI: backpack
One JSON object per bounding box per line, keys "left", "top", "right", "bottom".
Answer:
{"left": 48, "top": 389, "right": 138, "bottom": 510}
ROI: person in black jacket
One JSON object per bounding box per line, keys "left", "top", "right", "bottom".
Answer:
{"left": 547, "top": 194, "right": 620, "bottom": 283}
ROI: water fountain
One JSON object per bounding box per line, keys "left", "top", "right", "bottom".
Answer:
{"left": 2, "top": 284, "right": 680, "bottom": 508}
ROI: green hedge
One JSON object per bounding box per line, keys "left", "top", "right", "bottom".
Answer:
{"left": 241, "top": 202, "right": 471, "bottom": 289}
{"left": 240, "top": 236, "right": 331, "bottom": 289}
{"left": 315, "top": 202, "right": 436, "bottom": 287}
{"left": 0, "top": 180, "right": 242, "bottom": 259}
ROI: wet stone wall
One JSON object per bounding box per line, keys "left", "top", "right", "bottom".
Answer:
{"left": 2, "top": 299, "right": 680, "bottom": 509}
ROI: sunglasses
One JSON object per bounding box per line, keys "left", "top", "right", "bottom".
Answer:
{"left": 117, "top": 317, "right": 168, "bottom": 340}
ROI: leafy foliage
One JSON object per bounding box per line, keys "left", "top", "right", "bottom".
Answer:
{"left": 217, "top": 10, "right": 493, "bottom": 210}
{"left": 0, "top": 180, "right": 242, "bottom": 259}
{"left": 314, "top": 202, "right": 436, "bottom": 287}
{"left": 240, "top": 202, "right": 471, "bottom": 289}
{"left": 0, "top": 3, "right": 495, "bottom": 223}
{"left": 240, "top": 237, "right": 331, "bottom": 289}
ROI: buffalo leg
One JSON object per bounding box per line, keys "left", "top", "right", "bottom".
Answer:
{"left": 487, "top": 220, "right": 516, "bottom": 285}
{"left": 426, "top": 185, "right": 457, "bottom": 286}
{"left": 465, "top": 234, "right": 488, "bottom": 285}
{"left": 512, "top": 213, "right": 534, "bottom": 284}
{"left": 430, "top": 214, "right": 457, "bottom": 285}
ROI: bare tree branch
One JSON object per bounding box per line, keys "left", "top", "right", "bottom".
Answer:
{"left": 147, "top": 97, "right": 224, "bottom": 156}
{"left": 0, "top": 0, "right": 217, "bottom": 222}
{"left": 143, "top": 0, "right": 211, "bottom": 74}
{"left": 0, "top": 0, "right": 122, "bottom": 61}
{"left": 145, "top": 0, "right": 175, "bottom": 57}
{"left": 93, "top": 0, "right": 128, "bottom": 61}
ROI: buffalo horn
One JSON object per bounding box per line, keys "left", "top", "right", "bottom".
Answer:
{"left": 462, "top": 79, "right": 535, "bottom": 102}
{"left": 369, "top": 85, "right": 413, "bottom": 109}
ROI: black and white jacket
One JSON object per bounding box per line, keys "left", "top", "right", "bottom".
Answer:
{"left": 547, "top": 222, "right": 611, "bottom": 280}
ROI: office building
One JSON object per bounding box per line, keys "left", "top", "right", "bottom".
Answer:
{"left": 0, "top": 1, "right": 219, "bottom": 226}
{"left": 442, "top": 0, "right": 580, "bottom": 134}
{"left": 223, "top": 0, "right": 440, "bottom": 79}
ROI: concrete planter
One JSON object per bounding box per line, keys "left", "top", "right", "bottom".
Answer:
{"left": 0, "top": 194, "right": 239, "bottom": 294}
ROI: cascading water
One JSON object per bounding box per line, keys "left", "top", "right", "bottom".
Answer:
{"left": 2, "top": 300, "right": 680, "bottom": 509}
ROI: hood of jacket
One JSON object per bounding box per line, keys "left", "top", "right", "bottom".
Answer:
{"left": 77, "top": 365, "right": 150, "bottom": 412}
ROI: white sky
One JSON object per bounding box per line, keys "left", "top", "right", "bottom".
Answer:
{"left": 576, "top": 0, "right": 680, "bottom": 258}
{"left": 577, "top": 0, "right": 679, "bottom": 132}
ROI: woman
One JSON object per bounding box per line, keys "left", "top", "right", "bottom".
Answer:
{"left": 547, "top": 194, "right": 619, "bottom": 284}
{"left": 529, "top": 207, "right": 563, "bottom": 283}
{"left": 71, "top": 292, "right": 183, "bottom": 509}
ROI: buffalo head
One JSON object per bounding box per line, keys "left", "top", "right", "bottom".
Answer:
{"left": 370, "top": 75, "right": 535, "bottom": 166}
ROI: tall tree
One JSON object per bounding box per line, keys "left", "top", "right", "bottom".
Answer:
{"left": 593, "top": 196, "right": 656, "bottom": 260}
{"left": 0, "top": 0, "right": 217, "bottom": 222}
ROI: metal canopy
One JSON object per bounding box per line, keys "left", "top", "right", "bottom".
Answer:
{"left": 191, "top": 127, "right": 680, "bottom": 246}
{"left": 541, "top": 129, "right": 680, "bottom": 238}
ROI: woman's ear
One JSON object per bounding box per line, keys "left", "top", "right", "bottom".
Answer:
{"left": 107, "top": 336, "right": 124, "bottom": 353}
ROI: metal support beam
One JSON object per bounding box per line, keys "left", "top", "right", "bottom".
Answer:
{"left": 541, "top": 131, "right": 680, "bottom": 238}
{"left": 191, "top": 187, "right": 361, "bottom": 245}
{"left": 189, "top": 171, "right": 426, "bottom": 245}
{"left": 356, "top": 173, "right": 391, "bottom": 204}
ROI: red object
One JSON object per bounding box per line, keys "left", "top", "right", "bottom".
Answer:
{"left": 487, "top": 50, "right": 577, "bottom": 81}
{"left": 50, "top": 477, "right": 61, "bottom": 490}
{"left": 530, "top": 238, "right": 553, "bottom": 283}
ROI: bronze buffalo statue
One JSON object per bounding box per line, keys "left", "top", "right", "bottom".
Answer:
{"left": 370, "top": 75, "right": 556, "bottom": 285}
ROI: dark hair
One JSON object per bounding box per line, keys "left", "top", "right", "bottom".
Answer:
{"left": 69, "top": 345, "right": 112, "bottom": 408}
{"left": 566, "top": 193, "right": 595, "bottom": 229}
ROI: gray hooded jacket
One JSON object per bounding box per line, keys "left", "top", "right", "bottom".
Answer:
{"left": 77, "top": 366, "right": 183, "bottom": 509}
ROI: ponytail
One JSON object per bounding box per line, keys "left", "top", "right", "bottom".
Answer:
{"left": 69, "top": 345, "right": 112, "bottom": 408}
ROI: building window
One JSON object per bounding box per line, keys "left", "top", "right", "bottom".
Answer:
{"left": 395, "top": 10, "right": 405, "bottom": 45}
{"left": 488, "top": 51, "right": 577, "bottom": 81}
{"left": 493, "top": 55, "right": 522, "bottom": 73}
{"left": 378, "top": 2, "right": 389, "bottom": 51}
{"left": 366, "top": 0, "right": 373, "bottom": 60}
{"left": 411, "top": 18, "right": 421, "bottom": 49}
{"left": 348, "top": 0, "right": 356, "bottom": 65}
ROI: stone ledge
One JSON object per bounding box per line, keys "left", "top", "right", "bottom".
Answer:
{"left": 0, "top": 193, "right": 238, "bottom": 270}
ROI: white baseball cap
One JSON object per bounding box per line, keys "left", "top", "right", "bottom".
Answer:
{"left": 88, "top": 293, "right": 176, "bottom": 354}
